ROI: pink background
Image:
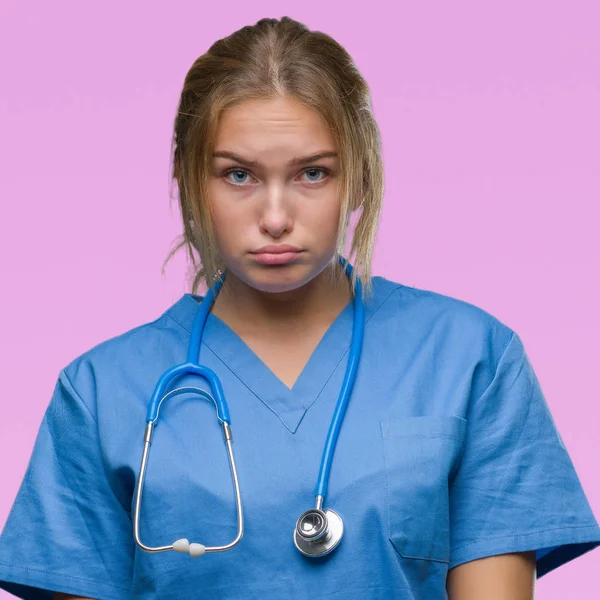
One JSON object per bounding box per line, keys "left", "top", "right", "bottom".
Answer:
{"left": 1, "top": 1, "right": 598, "bottom": 597}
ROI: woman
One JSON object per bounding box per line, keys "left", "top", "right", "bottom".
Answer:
{"left": 1, "top": 16, "right": 599, "bottom": 600}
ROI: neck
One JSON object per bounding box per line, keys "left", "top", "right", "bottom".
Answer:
{"left": 211, "top": 263, "right": 352, "bottom": 334}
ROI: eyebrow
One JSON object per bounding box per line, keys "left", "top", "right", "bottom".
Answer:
{"left": 211, "top": 150, "right": 338, "bottom": 168}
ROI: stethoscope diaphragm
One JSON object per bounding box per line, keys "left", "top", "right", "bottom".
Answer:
{"left": 294, "top": 508, "right": 344, "bottom": 557}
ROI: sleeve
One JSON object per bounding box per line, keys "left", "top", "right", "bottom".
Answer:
{"left": 0, "top": 369, "right": 133, "bottom": 599}
{"left": 448, "top": 330, "right": 600, "bottom": 578}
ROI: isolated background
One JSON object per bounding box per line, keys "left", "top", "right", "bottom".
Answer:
{"left": 1, "top": 1, "right": 598, "bottom": 597}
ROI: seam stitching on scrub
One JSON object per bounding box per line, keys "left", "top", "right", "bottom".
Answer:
{"left": 381, "top": 422, "right": 392, "bottom": 546}
{"left": 470, "top": 330, "right": 516, "bottom": 414}
{"left": 61, "top": 369, "right": 131, "bottom": 515}
{"left": 0, "top": 561, "right": 130, "bottom": 592}
{"left": 190, "top": 338, "right": 294, "bottom": 426}
{"left": 164, "top": 311, "right": 198, "bottom": 335}
{"left": 301, "top": 284, "right": 406, "bottom": 417}
{"left": 61, "top": 368, "right": 99, "bottom": 426}
{"left": 50, "top": 373, "right": 126, "bottom": 586}
{"left": 453, "top": 330, "right": 517, "bottom": 485}
{"left": 47, "top": 434, "right": 116, "bottom": 587}
{"left": 198, "top": 338, "right": 308, "bottom": 434}
{"left": 450, "top": 523, "right": 600, "bottom": 552}
{"left": 461, "top": 331, "right": 534, "bottom": 541}
{"left": 381, "top": 425, "right": 457, "bottom": 563}
{"left": 166, "top": 309, "right": 329, "bottom": 432}
{"left": 385, "top": 433, "right": 463, "bottom": 440}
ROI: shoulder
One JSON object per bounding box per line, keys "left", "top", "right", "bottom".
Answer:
{"left": 369, "top": 275, "right": 517, "bottom": 368}
{"left": 59, "top": 295, "right": 195, "bottom": 413}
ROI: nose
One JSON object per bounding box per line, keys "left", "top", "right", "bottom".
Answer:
{"left": 258, "top": 186, "right": 294, "bottom": 238}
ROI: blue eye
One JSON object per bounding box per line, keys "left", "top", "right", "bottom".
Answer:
{"left": 303, "top": 168, "right": 327, "bottom": 182}
{"left": 221, "top": 167, "right": 330, "bottom": 186}
{"left": 225, "top": 169, "right": 250, "bottom": 184}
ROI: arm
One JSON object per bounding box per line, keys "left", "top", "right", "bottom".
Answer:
{"left": 446, "top": 551, "right": 536, "bottom": 599}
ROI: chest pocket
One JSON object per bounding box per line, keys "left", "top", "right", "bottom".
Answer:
{"left": 380, "top": 415, "right": 467, "bottom": 563}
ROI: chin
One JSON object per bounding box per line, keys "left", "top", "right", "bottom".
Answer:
{"left": 235, "top": 262, "right": 321, "bottom": 295}
{"left": 247, "top": 270, "right": 311, "bottom": 294}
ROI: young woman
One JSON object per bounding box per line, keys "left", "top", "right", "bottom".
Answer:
{"left": 1, "top": 16, "right": 599, "bottom": 600}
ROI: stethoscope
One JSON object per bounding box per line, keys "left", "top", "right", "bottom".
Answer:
{"left": 133, "top": 257, "right": 364, "bottom": 558}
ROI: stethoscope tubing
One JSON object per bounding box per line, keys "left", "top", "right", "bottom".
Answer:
{"left": 313, "top": 261, "right": 364, "bottom": 501}
{"left": 144, "top": 275, "right": 228, "bottom": 424}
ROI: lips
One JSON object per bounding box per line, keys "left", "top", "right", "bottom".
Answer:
{"left": 250, "top": 245, "right": 303, "bottom": 265}
{"left": 251, "top": 244, "right": 302, "bottom": 254}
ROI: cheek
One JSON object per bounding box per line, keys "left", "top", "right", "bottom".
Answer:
{"left": 206, "top": 199, "right": 232, "bottom": 256}
{"left": 308, "top": 197, "right": 342, "bottom": 237}
{"left": 207, "top": 184, "right": 248, "bottom": 243}
{"left": 212, "top": 210, "right": 244, "bottom": 253}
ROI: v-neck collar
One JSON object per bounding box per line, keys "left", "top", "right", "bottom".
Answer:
{"left": 165, "top": 277, "right": 401, "bottom": 433}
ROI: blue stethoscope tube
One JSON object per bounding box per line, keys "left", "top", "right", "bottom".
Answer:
{"left": 133, "top": 256, "right": 364, "bottom": 558}
{"left": 144, "top": 271, "right": 229, "bottom": 424}
{"left": 314, "top": 260, "right": 364, "bottom": 500}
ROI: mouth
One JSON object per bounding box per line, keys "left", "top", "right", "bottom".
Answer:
{"left": 250, "top": 245, "right": 304, "bottom": 265}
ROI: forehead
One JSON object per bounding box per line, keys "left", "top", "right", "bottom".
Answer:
{"left": 213, "top": 96, "right": 335, "bottom": 153}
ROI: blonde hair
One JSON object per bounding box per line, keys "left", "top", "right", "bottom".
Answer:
{"left": 164, "top": 16, "right": 384, "bottom": 297}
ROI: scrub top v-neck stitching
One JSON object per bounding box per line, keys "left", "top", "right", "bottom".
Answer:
{"left": 198, "top": 301, "right": 354, "bottom": 433}
{"left": 294, "top": 282, "right": 405, "bottom": 428}
{"left": 164, "top": 298, "right": 352, "bottom": 433}
{"left": 165, "top": 278, "right": 404, "bottom": 433}
{"left": 164, "top": 312, "right": 295, "bottom": 427}
{"left": 184, "top": 338, "right": 297, "bottom": 427}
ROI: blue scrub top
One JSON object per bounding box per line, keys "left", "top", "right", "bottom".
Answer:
{"left": 1, "top": 276, "right": 599, "bottom": 599}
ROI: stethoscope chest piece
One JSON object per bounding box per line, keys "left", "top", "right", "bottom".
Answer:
{"left": 294, "top": 508, "right": 344, "bottom": 557}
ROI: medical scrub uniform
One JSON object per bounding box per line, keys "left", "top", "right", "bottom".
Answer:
{"left": 1, "top": 275, "right": 599, "bottom": 599}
